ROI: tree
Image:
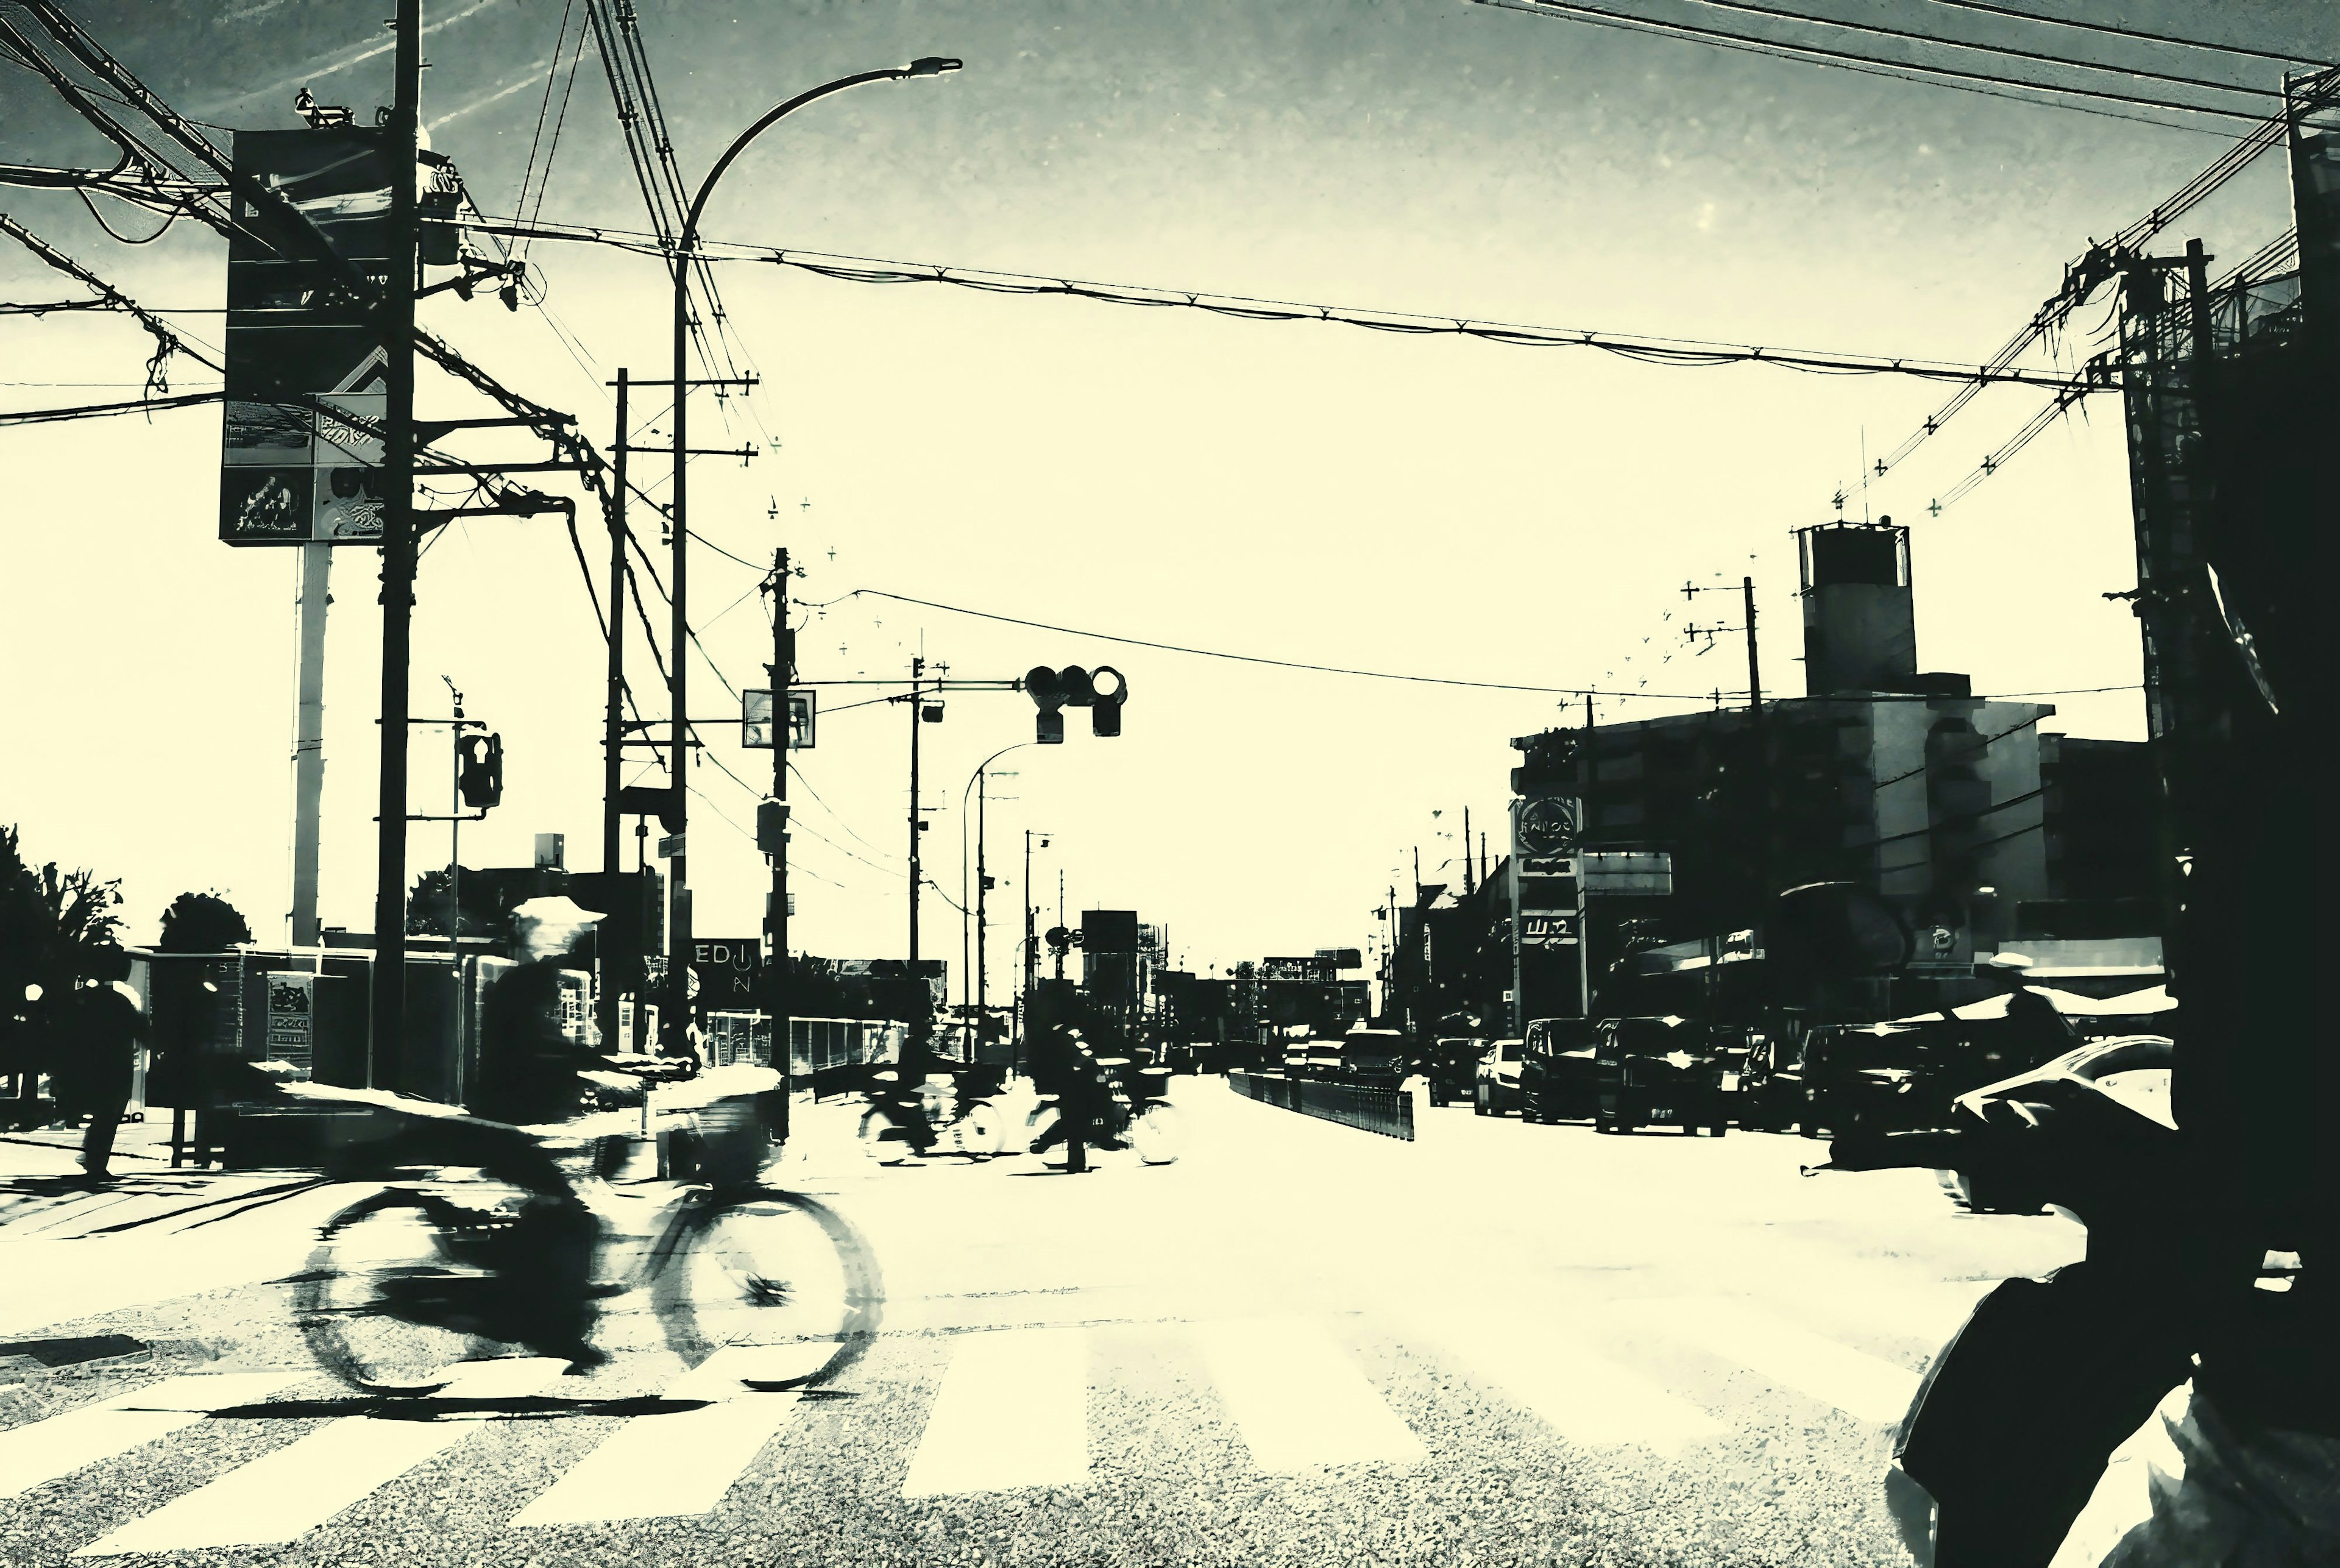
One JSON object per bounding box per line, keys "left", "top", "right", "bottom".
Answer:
{"left": 1, "top": 825, "right": 124, "bottom": 1092}
{"left": 406, "top": 866, "right": 497, "bottom": 937}
{"left": 158, "top": 891, "right": 252, "bottom": 952}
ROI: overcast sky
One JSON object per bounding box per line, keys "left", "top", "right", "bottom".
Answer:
{"left": 3, "top": 1, "right": 2331, "bottom": 992}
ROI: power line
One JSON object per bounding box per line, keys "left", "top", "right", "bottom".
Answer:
{"left": 0, "top": 386, "right": 219, "bottom": 425}
{"left": 456, "top": 213, "right": 2110, "bottom": 394}
{"left": 1475, "top": 0, "right": 2274, "bottom": 126}
{"left": 1658, "top": 0, "right": 2292, "bottom": 102}
{"left": 1912, "top": 0, "right": 2336, "bottom": 71}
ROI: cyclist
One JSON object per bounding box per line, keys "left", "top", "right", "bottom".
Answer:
{"left": 307, "top": 958, "right": 692, "bottom": 1371}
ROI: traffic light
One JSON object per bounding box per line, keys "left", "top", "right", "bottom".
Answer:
{"left": 1026, "top": 665, "right": 1128, "bottom": 743}
{"left": 1089, "top": 665, "right": 1128, "bottom": 737}
{"left": 457, "top": 732, "right": 503, "bottom": 809}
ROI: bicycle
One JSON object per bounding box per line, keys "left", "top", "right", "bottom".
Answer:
{"left": 857, "top": 1067, "right": 1007, "bottom": 1164}
{"left": 291, "top": 1066, "right": 884, "bottom": 1399}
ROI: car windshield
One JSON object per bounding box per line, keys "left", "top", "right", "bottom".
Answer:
{"left": 1498, "top": 1041, "right": 1522, "bottom": 1062}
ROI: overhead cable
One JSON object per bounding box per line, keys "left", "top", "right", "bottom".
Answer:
{"left": 1912, "top": 0, "right": 2336, "bottom": 69}
{"left": 1651, "top": 0, "right": 2290, "bottom": 101}
{"left": 454, "top": 214, "right": 2110, "bottom": 394}
{"left": 1475, "top": 0, "right": 2274, "bottom": 126}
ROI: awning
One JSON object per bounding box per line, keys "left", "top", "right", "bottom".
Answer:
{"left": 1883, "top": 985, "right": 2124, "bottom": 1025}
{"left": 2060, "top": 984, "right": 2176, "bottom": 1016}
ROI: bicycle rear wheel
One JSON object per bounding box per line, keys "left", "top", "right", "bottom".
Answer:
{"left": 857, "top": 1105, "right": 916, "bottom": 1165}
{"left": 296, "top": 1189, "right": 495, "bottom": 1396}
{"left": 654, "top": 1188, "right": 884, "bottom": 1391}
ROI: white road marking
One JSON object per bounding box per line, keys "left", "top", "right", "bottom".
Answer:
{"left": 1637, "top": 1299, "right": 1922, "bottom": 1425}
{"left": 76, "top": 1358, "right": 564, "bottom": 1555}
{"left": 1191, "top": 1316, "right": 1425, "bottom": 1472}
{"left": 507, "top": 1349, "right": 804, "bottom": 1525}
{"left": 0, "top": 1372, "right": 307, "bottom": 1499}
{"left": 901, "top": 1328, "right": 1090, "bottom": 1496}
{"left": 1400, "top": 1307, "right": 1726, "bottom": 1454}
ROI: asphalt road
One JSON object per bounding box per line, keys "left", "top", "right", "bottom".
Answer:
{"left": 0, "top": 1077, "right": 2087, "bottom": 1566}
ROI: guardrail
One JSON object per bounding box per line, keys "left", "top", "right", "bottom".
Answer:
{"left": 1227, "top": 1070, "right": 1414, "bottom": 1142}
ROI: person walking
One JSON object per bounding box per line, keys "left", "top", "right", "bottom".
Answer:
{"left": 61, "top": 948, "right": 144, "bottom": 1181}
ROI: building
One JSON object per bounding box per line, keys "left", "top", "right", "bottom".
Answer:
{"left": 1498, "top": 519, "right": 2160, "bottom": 1027}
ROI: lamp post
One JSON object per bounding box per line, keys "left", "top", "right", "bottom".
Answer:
{"left": 662, "top": 56, "right": 962, "bottom": 1055}
{"left": 960, "top": 742, "right": 1029, "bottom": 1060}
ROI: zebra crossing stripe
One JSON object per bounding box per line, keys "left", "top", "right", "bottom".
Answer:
{"left": 0, "top": 1372, "right": 308, "bottom": 1500}
{"left": 901, "top": 1328, "right": 1091, "bottom": 1497}
{"left": 1400, "top": 1307, "right": 1727, "bottom": 1454}
{"left": 1190, "top": 1316, "right": 1425, "bottom": 1473}
{"left": 507, "top": 1349, "right": 805, "bottom": 1525}
{"left": 1636, "top": 1299, "right": 1923, "bottom": 1425}
{"left": 76, "top": 1358, "right": 566, "bottom": 1555}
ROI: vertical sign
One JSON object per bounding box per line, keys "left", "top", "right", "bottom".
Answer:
{"left": 263, "top": 971, "right": 316, "bottom": 1072}
{"left": 1509, "top": 794, "right": 1588, "bottom": 1031}
{"left": 220, "top": 129, "right": 395, "bottom": 545}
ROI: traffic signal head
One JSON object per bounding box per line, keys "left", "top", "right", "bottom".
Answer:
{"left": 1058, "top": 666, "right": 1097, "bottom": 707}
{"left": 1027, "top": 665, "right": 1067, "bottom": 743}
{"left": 457, "top": 732, "right": 503, "bottom": 809}
{"left": 1089, "top": 665, "right": 1127, "bottom": 737}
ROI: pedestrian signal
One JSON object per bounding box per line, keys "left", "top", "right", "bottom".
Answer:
{"left": 457, "top": 732, "right": 503, "bottom": 809}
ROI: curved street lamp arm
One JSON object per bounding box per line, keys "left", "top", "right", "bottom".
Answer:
{"left": 681, "top": 68, "right": 910, "bottom": 254}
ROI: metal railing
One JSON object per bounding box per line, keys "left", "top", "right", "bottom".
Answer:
{"left": 1227, "top": 1070, "right": 1414, "bottom": 1142}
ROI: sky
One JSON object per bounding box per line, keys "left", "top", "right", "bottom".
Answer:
{"left": 2, "top": 1, "right": 2331, "bottom": 996}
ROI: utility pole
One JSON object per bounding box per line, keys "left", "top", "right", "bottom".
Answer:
{"left": 598, "top": 368, "right": 629, "bottom": 1055}
{"left": 767, "top": 547, "right": 793, "bottom": 1089}
{"left": 369, "top": 0, "right": 422, "bottom": 1091}
{"left": 1462, "top": 806, "right": 1475, "bottom": 896}
{"left": 1742, "top": 575, "right": 1763, "bottom": 714}
{"left": 1055, "top": 869, "right": 1066, "bottom": 981}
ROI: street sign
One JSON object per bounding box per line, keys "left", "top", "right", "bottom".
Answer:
{"left": 656, "top": 833, "right": 684, "bottom": 859}
{"left": 743, "top": 688, "right": 817, "bottom": 749}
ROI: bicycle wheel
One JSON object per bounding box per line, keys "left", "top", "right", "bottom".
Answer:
{"left": 951, "top": 1102, "right": 1005, "bottom": 1160}
{"left": 857, "top": 1105, "right": 915, "bottom": 1165}
{"left": 654, "top": 1188, "right": 884, "bottom": 1391}
{"left": 296, "top": 1189, "right": 494, "bottom": 1396}
{"left": 1130, "top": 1103, "right": 1181, "bottom": 1165}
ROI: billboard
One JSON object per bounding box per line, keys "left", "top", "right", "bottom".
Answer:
{"left": 220, "top": 129, "right": 397, "bottom": 545}
{"left": 1511, "top": 794, "right": 1589, "bottom": 1025}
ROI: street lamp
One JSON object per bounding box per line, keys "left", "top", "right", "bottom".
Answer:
{"left": 662, "top": 58, "right": 963, "bottom": 1054}
{"left": 960, "top": 742, "right": 1029, "bottom": 1060}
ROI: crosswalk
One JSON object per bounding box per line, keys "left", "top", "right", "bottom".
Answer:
{"left": 1, "top": 1292, "right": 1955, "bottom": 1552}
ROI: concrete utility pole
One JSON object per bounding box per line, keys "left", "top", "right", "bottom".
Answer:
{"left": 1742, "top": 575, "right": 1763, "bottom": 714}
{"left": 289, "top": 544, "right": 330, "bottom": 946}
{"left": 907, "top": 655, "right": 925, "bottom": 995}
{"left": 369, "top": 0, "right": 422, "bottom": 1090}
{"left": 598, "top": 367, "right": 629, "bottom": 1055}
{"left": 1462, "top": 806, "right": 1475, "bottom": 895}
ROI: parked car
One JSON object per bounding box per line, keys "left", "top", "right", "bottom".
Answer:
{"left": 1473, "top": 1038, "right": 1525, "bottom": 1115}
{"left": 1280, "top": 1035, "right": 1311, "bottom": 1077}
{"left": 1938, "top": 1034, "right": 2174, "bottom": 1212}
{"left": 1423, "top": 1036, "right": 1483, "bottom": 1106}
{"left": 1303, "top": 1037, "right": 1345, "bottom": 1080}
{"left": 1593, "top": 1016, "right": 1734, "bottom": 1135}
{"left": 1803, "top": 1022, "right": 1932, "bottom": 1138}
{"left": 1519, "top": 1017, "right": 1599, "bottom": 1124}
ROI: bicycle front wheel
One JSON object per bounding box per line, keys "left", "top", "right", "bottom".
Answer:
{"left": 296, "top": 1188, "right": 494, "bottom": 1396}
{"left": 858, "top": 1105, "right": 916, "bottom": 1165}
{"left": 654, "top": 1188, "right": 884, "bottom": 1391}
{"left": 951, "top": 1102, "right": 1006, "bottom": 1160}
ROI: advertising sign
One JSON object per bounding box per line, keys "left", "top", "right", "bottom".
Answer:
{"left": 219, "top": 128, "right": 395, "bottom": 545}
{"left": 691, "top": 936, "right": 764, "bottom": 1007}
{"left": 262, "top": 971, "right": 315, "bottom": 1069}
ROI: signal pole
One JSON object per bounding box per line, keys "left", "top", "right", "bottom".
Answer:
{"left": 369, "top": 0, "right": 422, "bottom": 1090}
{"left": 906, "top": 656, "right": 926, "bottom": 1049}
